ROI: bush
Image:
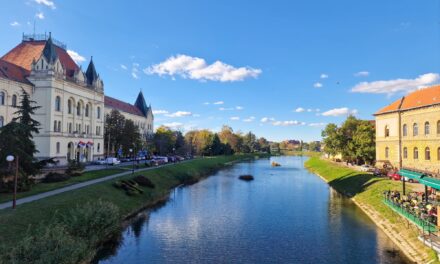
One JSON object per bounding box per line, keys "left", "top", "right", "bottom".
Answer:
{"left": 133, "top": 175, "right": 155, "bottom": 188}
{"left": 65, "top": 161, "right": 85, "bottom": 177}
{"left": 1, "top": 224, "right": 92, "bottom": 264}
{"left": 42, "top": 172, "right": 70, "bottom": 183}
{"left": 57, "top": 200, "right": 121, "bottom": 246}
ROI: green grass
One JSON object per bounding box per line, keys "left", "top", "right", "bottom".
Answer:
{"left": 0, "top": 154, "right": 263, "bottom": 253}
{"left": 305, "top": 157, "right": 438, "bottom": 263}
{"left": 0, "top": 168, "right": 126, "bottom": 204}
{"left": 280, "top": 150, "right": 321, "bottom": 157}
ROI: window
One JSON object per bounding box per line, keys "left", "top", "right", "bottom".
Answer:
{"left": 97, "top": 107, "right": 101, "bottom": 119}
{"left": 85, "top": 104, "right": 89, "bottom": 117}
{"left": 11, "top": 95, "right": 17, "bottom": 107}
{"left": 68, "top": 123, "right": 72, "bottom": 133}
{"left": 402, "top": 124, "right": 407, "bottom": 137}
{"left": 79, "top": 124, "right": 82, "bottom": 133}
{"left": 0, "top": 92, "right": 4, "bottom": 105}
{"left": 97, "top": 143, "right": 101, "bottom": 153}
{"left": 0, "top": 116, "right": 3, "bottom": 127}
{"left": 413, "top": 123, "right": 418, "bottom": 136}
{"left": 403, "top": 147, "right": 408, "bottom": 159}
{"left": 56, "top": 142, "right": 60, "bottom": 154}
{"left": 438, "top": 147, "right": 440, "bottom": 160}
{"left": 425, "top": 147, "right": 431, "bottom": 160}
{"left": 385, "top": 126, "right": 390, "bottom": 137}
{"left": 425, "top": 122, "right": 430, "bottom": 135}
{"left": 385, "top": 147, "right": 389, "bottom": 159}
{"left": 96, "top": 126, "right": 100, "bottom": 136}
{"left": 55, "top": 96, "right": 61, "bottom": 111}
{"left": 414, "top": 147, "right": 419, "bottom": 159}
{"left": 54, "top": 120, "right": 57, "bottom": 132}
{"left": 58, "top": 121, "right": 62, "bottom": 132}
{"left": 437, "top": 121, "right": 440, "bottom": 135}
{"left": 77, "top": 102, "right": 81, "bottom": 116}
{"left": 86, "top": 125, "right": 90, "bottom": 134}
{"left": 68, "top": 100, "right": 72, "bottom": 114}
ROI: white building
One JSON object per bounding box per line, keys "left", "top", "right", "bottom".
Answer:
{"left": 0, "top": 33, "right": 153, "bottom": 165}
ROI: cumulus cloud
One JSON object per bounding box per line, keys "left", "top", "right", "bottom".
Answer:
{"left": 165, "top": 111, "right": 192, "bottom": 117}
{"left": 309, "top": 122, "right": 326, "bottom": 127}
{"left": 320, "top": 73, "right": 329, "bottom": 79}
{"left": 10, "top": 21, "right": 20, "bottom": 26}
{"left": 243, "top": 116, "right": 255, "bottom": 122}
{"left": 213, "top": 101, "right": 224, "bottom": 105}
{"left": 295, "top": 107, "right": 305, "bottom": 113}
{"left": 260, "top": 117, "right": 275, "bottom": 123}
{"left": 144, "top": 54, "right": 262, "bottom": 82}
{"left": 67, "top": 50, "right": 86, "bottom": 64}
{"left": 35, "top": 12, "right": 44, "bottom": 19}
{"left": 351, "top": 73, "right": 439, "bottom": 95}
{"left": 230, "top": 116, "right": 240, "bottom": 121}
{"left": 153, "top": 110, "right": 169, "bottom": 115}
{"left": 314, "top": 82, "right": 323, "bottom": 88}
{"left": 321, "top": 107, "right": 358, "bottom": 117}
{"left": 35, "top": 0, "right": 56, "bottom": 9}
{"left": 162, "top": 122, "right": 183, "bottom": 129}
{"left": 219, "top": 107, "right": 234, "bottom": 111}
{"left": 272, "top": 120, "right": 305, "bottom": 126}
{"left": 354, "top": 71, "right": 369, "bottom": 77}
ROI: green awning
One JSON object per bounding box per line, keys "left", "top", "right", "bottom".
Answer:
{"left": 419, "top": 177, "right": 440, "bottom": 190}
{"left": 398, "top": 169, "right": 424, "bottom": 180}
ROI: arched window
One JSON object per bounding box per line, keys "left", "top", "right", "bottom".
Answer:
{"left": 425, "top": 147, "right": 431, "bottom": 160}
{"left": 385, "top": 147, "right": 389, "bottom": 159}
{"left": 68, "top": 123, "right": 72, "bottom": 133}
{"left": 85, "top": 104, "right": 89, "bottom": 117}
{"left": 11, "top": 95, "right": 17, "bottom": 107}
{"left": 438, "top": 147, "right": 440, "bottom": 160}
{"left": 97, "top": 143, "right": 101, "bottom": 153}
{"left": 425, "top": 122, "right": 430, "bottom": 135}
{"left": 385, "top": 125, "right": 390, "bottom": 137}
{"left": 437, "top": 121, "right": 440, "bottom": 135}
{"left": 77, "top": 102, "right": 81, "bottom": 116}
{"left": 402, "top": 124, "right": 407, "bottom": 137}
{"left": 54, "top": 120, "right": 57, "bottom": 132}
{"left": 403, "top": 147, "right": 408, "bottom": 159}
{"left": 414, "top": 147, "right": 419, "bottom": 159}
{"left": 413, "top": 123, "right": 418, "bottom": 136}
{"left": 0, "top": 92, "right": 4, "bottom": 105}
{"left": 68, "top": 100, "right": 72, "bottom": 114}
{"left": 97, "top": 107, "right": 101, "bottom": 119}
{"left": 0, "top": 116, "right": 3, "bottom": 127}
{"left": 58, "top": 121, "right": 62, "bottom": 132}
{"left": 56, "top": 142, "right": 60, "bottom": 154}
{"left": 55, "top": 96, "right": 61, "bottom": 112}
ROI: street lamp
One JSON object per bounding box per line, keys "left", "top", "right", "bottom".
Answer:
{"left": 6, "top": 155, "right": 18, "bottom": 209}
{"left": 129, "top": 148, "right": 134, "bottom": 174}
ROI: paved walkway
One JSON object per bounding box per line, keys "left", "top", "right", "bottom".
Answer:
{"left": 0, "top": 161, "right": 187, "bottom": 210}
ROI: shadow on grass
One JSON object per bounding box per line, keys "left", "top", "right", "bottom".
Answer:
{"left": 328, "top": 173, "right": 386, "bottom": 197}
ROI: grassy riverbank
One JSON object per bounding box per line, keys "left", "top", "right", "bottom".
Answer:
{"left": 0, "top": 154, "right": 265, "bottom": 260}
{"left": 305, "top": 157, "right": 437, "bottom": 263}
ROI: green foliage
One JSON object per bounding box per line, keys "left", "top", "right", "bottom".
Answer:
{"left": 153, "top": 126, "right": 177, "bottom": 155}
{"left": 104, "top": 109, "right": 126, "bottom": 155}
{"left": 42, "top": 172, "right": 70, "bottom": 183}
{"left": 66, "top": 160, "right": 85, "bottom": 177}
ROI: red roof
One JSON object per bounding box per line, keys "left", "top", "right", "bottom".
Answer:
{"left": 0, "top": 59, "right": 31, "bottom": 84}
{"left": 1, "top": 40, "right": 79, "bottom": 77}
{"left": 104, "top": 96, "right": 144, "bottom": 117}
{"left": 375, "top": 85, "right": 440, "bottom": 115}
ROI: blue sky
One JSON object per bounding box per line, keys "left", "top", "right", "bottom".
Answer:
{"left": 1, "top": 0, "right": 439, "bottom": 141}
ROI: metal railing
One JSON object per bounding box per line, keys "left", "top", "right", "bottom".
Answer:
{"left": 22, "top": 33, "right": 67, "bottom": 49}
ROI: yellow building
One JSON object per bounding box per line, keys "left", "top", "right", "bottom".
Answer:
{"left": 375, "top": 85, "right": 440, "bottom": 174}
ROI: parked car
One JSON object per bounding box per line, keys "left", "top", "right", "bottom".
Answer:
{"left": 106, "top": 157, "right": 121, "bottom": 165}
{"left": 94, "top": 159, "right": 107, "bottom": 165}
{"left": 360, "top": 165, "right": 374, "bottom": 172}
{"left": 373, "top": 168, "right": 386, "bottom": 177}
{"left": 401, "top": 176, "right": 418, "bottom": 183}
{"left": 387, "top": 171, "right": 401, "bottom": 181}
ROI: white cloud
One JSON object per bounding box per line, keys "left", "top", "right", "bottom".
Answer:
{"left": 321, "top": 107, "right": 358, "bottom": 117}
{"left": 36, "top": 12, "right": 44, "bottom": 19}
{"left": 162, "top": 122, "right": 183, "bottom": 129}
{"left": 230, "top": 116, "right": 240, "bottom": 121}
{"left": 10, "top": 21, "right": 20, "bottom": 26}
{"left": 260, "top": 117, "right": 275, "bottom": 123}
{"left": 351, "top": 73, "right": 440, "bottom": 95}
{"left": 354, "top": 71, "right": 369, "bottom": 77}
{"left": 153, "top": 110, "right": 169, "bottom": 115}
{"left": 219, "top": 107, "right": 234, "bottom": 111}
{"left": 236, "top": 106, "right": 244, "bottom": 110}
{"left": 213, "top": 101, "right": 224, "bottom": 105}
{"left": 243, "top": 116, "right": 255, "bottom": 122}
{"left": 35, "top": 0, "right": 56, "bottom": 9}
{"left": 203, "top": 102, "right": 210, "bottom": 105}
{"left": 314, "top": 82, "right": 323, "bottom": 88}
{"left": 272, "top": 120, "right": 305, "bottom": 126}
{"left": 295, "top": 107, "right": 305, "bottom": 113}
{"left": 165, "top": 111, "right": 192, "bottom": 118}
{"left": 120, "top": 64, "right": 127, "bottom": 70}
{"left": 144, "top": 54, "right": 262, "bottom": 82}
{"left": 131, "top": 72, "right": 139, "bottom": 79}
{"left": 320, "top": 73, "right": 329, "bottom": 79}
{"left": 67, "top": 50, "right": 86, "bottom": 64}
{"left": 309, "top": 122, "right": 326, "bottom": 127}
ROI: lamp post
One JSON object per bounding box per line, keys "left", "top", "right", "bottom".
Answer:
{"left": 6, "top": 155, "right": 18, "bottom": 209}
{"left": 129, "top": 148, "right": 134, "bottom": 175}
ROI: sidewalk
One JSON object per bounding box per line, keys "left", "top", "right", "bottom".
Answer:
{"left": 0, "top": 161, "right": 187, "bottom": 210}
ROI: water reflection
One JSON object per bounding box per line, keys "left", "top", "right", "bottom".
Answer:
{"left": 98, "top": 156, "right": 409, "bottom": 264}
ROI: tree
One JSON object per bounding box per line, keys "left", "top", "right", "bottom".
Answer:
{"left": 321, "top": 123, "right": 342, "bottom": 157}
{"left": 258, "top": 137, "right": 270, "bottom": 152}
{"left": 120, "top": 119, "right": 142, "bottom": 156}
{"left": 308, "top": 141, "right": 321, "bottom": 152}
{"left": 153, "top": 126, "right": 176, "bottom": 155}
{"left": 340, "top": 115, "right": 361, "bottom": 162}
{"left": 173, "top": 131, "right": 186, "bottom": 155}
{"left": 218, "top": 125, "right": 240, "bottom": 152}
{"left": 104, "top": 110, "right": 126, "bottom": 156}
{"left": 353, "top": 121, "right": 376, "bottom": 164}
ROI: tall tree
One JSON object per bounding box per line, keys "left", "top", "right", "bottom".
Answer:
{"left": 104, "top": 110, "right": 126, "bottom": 156}
{"left": 153, "top": 126, "right": 176, "bottom": 155}
{"left": 321, "top": 123, "right": 342, "bottom": 157}
{"left": 120, "top": 119, "right": 142, "bottom": 156}
{"left": 353, "top": 121, "right": 376, "bottom": 164}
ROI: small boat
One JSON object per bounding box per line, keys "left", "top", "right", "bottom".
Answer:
{"left": 271, "top": 162, "right": 281, "bottom": 167}
{"left": 239, "top": 175, "right": 254, "bottom": 181}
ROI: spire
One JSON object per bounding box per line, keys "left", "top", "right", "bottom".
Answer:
{"left": 134, "top": 91, "right": 148, "bottom": 116}
{"left": 42, "top": 32, "right": 58, "bottom": 63}
{"left": 85, "top": 56, "right": 98, "bottom": 85}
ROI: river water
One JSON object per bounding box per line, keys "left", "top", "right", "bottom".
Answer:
{"left": 97, "top": 156, "right": 409, "bottom": 264}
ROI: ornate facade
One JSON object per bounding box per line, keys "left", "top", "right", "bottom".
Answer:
{"left": 0, "top": 34, "right": 153, "bottom": 165}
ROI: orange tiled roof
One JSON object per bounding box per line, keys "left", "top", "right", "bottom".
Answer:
{"left": 0, "top": 59, "right": 31, "bottom": 84}
{"left": 375, "top": 85, "right": 440, "bottom": 115}
{"left": 1, "top": 40, "right": 79, "bottom": 78}
{"left": 105, "top": 96, "right": 145, "bottom": 117}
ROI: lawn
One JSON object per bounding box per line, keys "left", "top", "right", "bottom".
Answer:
{"left": 0, "top": 154, "right": 262, "bottom": 252}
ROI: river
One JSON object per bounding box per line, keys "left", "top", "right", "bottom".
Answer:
{"left": 97, "top": 156, "right": 409, "bottom": 264}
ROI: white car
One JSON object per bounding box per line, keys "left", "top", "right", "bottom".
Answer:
{"left": 105, "top": 157, "right": 121, "bottom": 165}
